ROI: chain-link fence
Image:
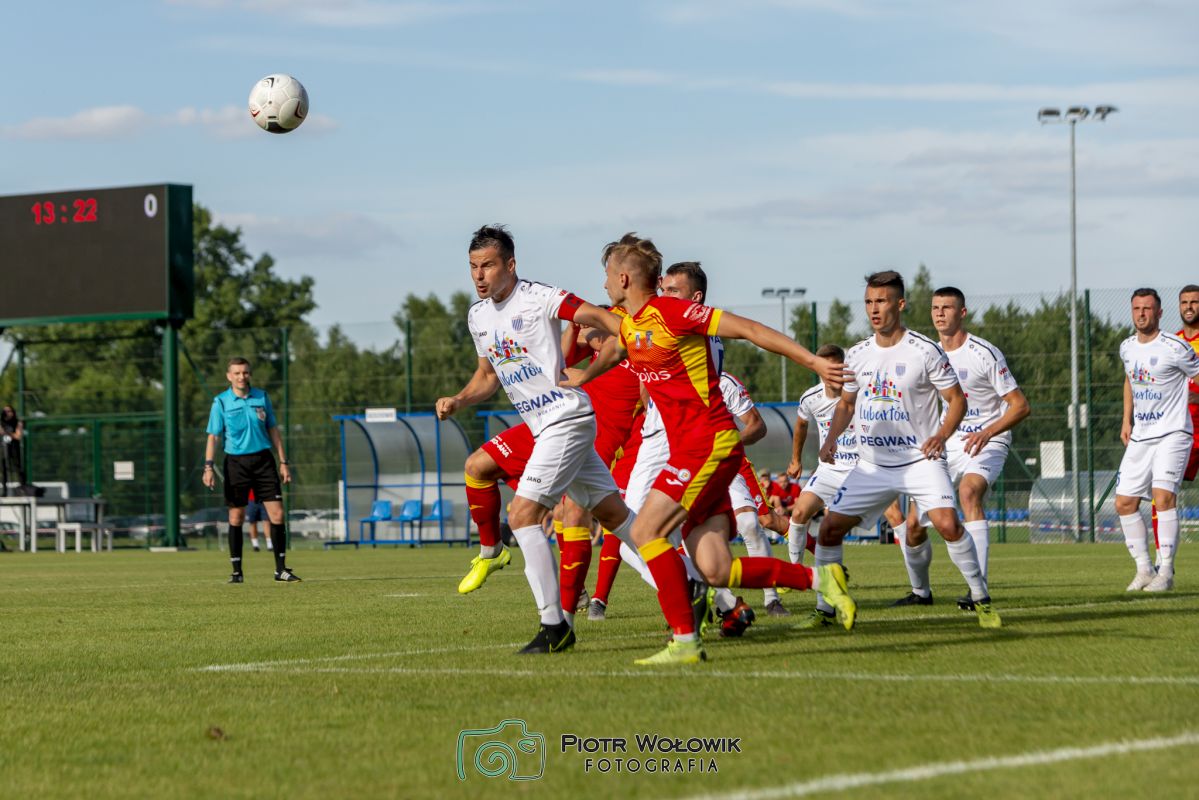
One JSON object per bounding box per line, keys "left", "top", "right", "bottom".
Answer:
{"left": 2, "top": 284, "right": 1194, "bottom": 548}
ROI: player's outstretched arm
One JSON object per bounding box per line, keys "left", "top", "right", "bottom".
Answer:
{"left": 820, "top": 393, "right": 856, "bottom": 463}
{"left": 787, "top": 418, "right": 809, "bottom": 478}
{"left": 571, "top": 303, "right": 624, "bottom": 337}
{"left": 715, "top": 311, "right": 852, "bottom": 387}
{"left": 924, "top": 384, "right": 966, "bottom": 459}
{"left": 963, "top": 388, "right": 1030, "bottom": 456}
{"left": 436, "top": 357, "right": 500, "bottom": 420}
{"left": 561, "top": 337, "right": 627, "bottom": 388}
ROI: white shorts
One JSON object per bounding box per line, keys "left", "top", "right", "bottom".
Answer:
{"left": 945, "top": 439, "right": 1009, "bottom": 486}
{"left": 827, "top": 458, "right": 957, "bottom": 528}
{"left": 728, "top": 473, "right": 758, "bottom": 512}
{"left": 515, "top": 416, "right": 620, "bottom": 510}
{"left": 1116, "top": 431, "right": 1192, "bottom": 499}
{"left": 800, "top": 462, "right": 856, "bottom": 506}
{"left": 623, "top": 431, "right": 670, "bottom": 513}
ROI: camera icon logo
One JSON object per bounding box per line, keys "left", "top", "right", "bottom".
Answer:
{"left": 456, "top": 719, "right": 546, "bottom": 781}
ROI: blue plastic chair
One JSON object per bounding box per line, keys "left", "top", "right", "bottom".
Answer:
{"left": 395, "top": 499, "right": 423, "bottom": 539}
{"left": 359, "top": 500, "right": 393, "bottom": 546}
{"left": 421, "top": 500, "right": 453, "bottom": 535}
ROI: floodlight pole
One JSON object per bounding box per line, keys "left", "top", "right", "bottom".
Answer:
{"left": 762, "top": 287, "right": 807, "bottom": 402}
{"left": 1039, "top": 105, "right": 1116, "bottom": 542}
{"left": 163, "top": 322, "right": 180, "bottom": 549}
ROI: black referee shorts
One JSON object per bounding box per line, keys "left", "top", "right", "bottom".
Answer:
{"left": 224, "top": 450, "right": 283, "bottom": 508}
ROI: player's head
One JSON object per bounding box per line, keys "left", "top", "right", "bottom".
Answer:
{"left": 1, "top": 405, "right": 15, "bottom": 421}
{"left": 1131, "top": 288, "right": 1162, "bottom": 334}
{"left": 468, "top": 224, "right": 517, "bottom": 301}
{"left": 662, "top": 261, "right": 707, "bottom": 303}
{"left": 602, "top": 233, "right": 662, "bottom": 305}
{"left": 816, "top": 343, "right": 845, "bottom": 363}
{"left": 1179, "top": 285, "right": 1199, "bottom": 328}
{"left": 864, "top": 270, "right": 906, "bottom": 334}
{"left": 226, "top": 357, "right": 252, "bottom": 390}
{"left": 931, "top": 286, "right": 967, "bottom": 336}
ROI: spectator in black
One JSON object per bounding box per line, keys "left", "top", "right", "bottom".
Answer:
{"left": 1, "top": 405, "right": 23, "bottom": 494}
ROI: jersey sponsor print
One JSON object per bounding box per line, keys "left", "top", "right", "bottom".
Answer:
{"left": 941, "top": 334, "right": 1020, "bottom": 450}
{"left": 1120, "top": 331, "right": 1199, "bottom": 441}
{"left": 798, "top": 383, "right": 859, "bottom": 469}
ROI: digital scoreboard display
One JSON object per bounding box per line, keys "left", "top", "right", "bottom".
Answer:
{"left": 0, "top": 183, "right": 193, "bottom": 327}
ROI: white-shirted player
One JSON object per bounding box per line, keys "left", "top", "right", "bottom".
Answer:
{"left": 785, "top": 344, "right": 859, "bottom": 577}
{"left": 435, "top": 225, "right": 641, "bottom": 654}
{"left": 1116, "top": 288, "right": 1199, "bottom": 592}
{"left": 816, "top": 271, "right": 1001, "bottom": 629}
{"left": 890, "top": 287, "right": 1030, "bottom": 610}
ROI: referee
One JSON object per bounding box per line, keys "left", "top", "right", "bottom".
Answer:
{"left": 202, "top": 357, "right": 300, "bottom": 583}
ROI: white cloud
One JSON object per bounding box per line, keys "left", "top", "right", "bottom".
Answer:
{"left": 0, "top": 106, "right": 150, "bottom": 140}
{"left": 1, "top": 105, "right": 337, "bottom": 141}
{"left": 215, "top": 211, "right": 402, "bottom": 257}
{"left": 166, "top": 0, "right": 488, "bottom": 28}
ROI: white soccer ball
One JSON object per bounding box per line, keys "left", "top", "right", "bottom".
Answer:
{"left": 248, "top": 74, "right": 309, "bottom": 134}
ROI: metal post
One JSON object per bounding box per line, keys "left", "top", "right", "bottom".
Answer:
{"left": 92, "top": 421, "right": 103, "bottom": 497}
{"left": 163, "top": 324, "right": 180, "bottom": 548}
{"left": 780, "top": 295, "right": 788, "bottom": 402}
{"left": 998, "top": 472, "right": 1007, "bottom": 543}
{"left": 280, "top": 326, "right": 291, "bottom": 545}
{"left": 1084, "top": 289, "right": 1095, "bottom": 542}
{"left": 405, "top": 318, "right": 414, "bottom": 414}
{"left": 810, "top": 301, "right": 819, "bottom": 352}
{"left": 16, "top": 341, "right": 28, "bottom": 483}
{"left": 1069, "top": 120, "right": 1083, "bottom": 543}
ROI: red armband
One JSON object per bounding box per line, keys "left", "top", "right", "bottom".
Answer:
{"left": 557, "top": 292, "right": 584, "bottom": 321}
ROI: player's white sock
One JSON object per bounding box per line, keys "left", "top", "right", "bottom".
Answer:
{"left": 266, "top": 538, "right": 273, "bottom": 551}
{"left": 787, "top": 520, "right": 807, "bottom": 564}
{"left": 964, "top": 520, "right": 990, "bottom": 582}
{"left": 479, "top": 543, "right": 502, "bottom": 559}
{"left": 618, "top": 541, "right": 657, "bottom": 588}
{"left": 892, "top": 521, "right": 908, "bottom": 546}
{"left": 737, "top": 511, "right": 780, "bottom": 605}
{"left": 901, "top": 537, "right": 933, "bottom": 598}
{"left": 712, "top": 588, "right": 737, "bottom": 613}
{"left": 511, "top": 524, "right": 564, "bottom": 625}
{"left": 1156, "top": 508, "right": 1179, "bottom": 576}
{"left": 814, "top": 543, "right": 843, "bottom": 614}
{"left": 1119, "top": 512, "right": 1153, "bottom": 572}
{"left": 945, "top": 536, "right": 989, "bottom": 601}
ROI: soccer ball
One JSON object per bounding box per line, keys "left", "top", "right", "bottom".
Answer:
{"left": 248, "top": 74, "right": 309, "bottom": 134}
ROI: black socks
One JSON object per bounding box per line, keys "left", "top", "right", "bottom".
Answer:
{"left": 229, "top": 524, "right": 244, "bottom": 573}
{"left": 270, "top": 522, "right": 287, "bottom": 572}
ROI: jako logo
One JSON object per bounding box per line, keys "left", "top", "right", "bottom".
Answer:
{"left": 456, "top": 719, "right": 546, "bottom": 781}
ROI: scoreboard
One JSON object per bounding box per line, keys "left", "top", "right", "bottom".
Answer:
{"left": 0, "top": 184, "right": 193, "bottom": 327}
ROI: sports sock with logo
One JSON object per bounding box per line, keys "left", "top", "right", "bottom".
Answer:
{"left": 558, "top": 526, "right": 593, "bottom": 617}
{"left": 945, "top": 535, "right": 988, "bottom": 601}
{"left": 814, "top": 543, "right": 843, "bottom": 614}
{"left": 228, "top": 524, "right": 244, "bottom": 574}
{"left": 639, "top": 538, "right": 695, "bottom": 638}
{"left": 1156, "top": 507, "right": 1179, "bottom": 575}
{"left": 787, "top": 520, "right": 807, "bottom": 564}
{"left": 965, "top": 520, "right": 991, "bottom": 582}
{"left": 512, "top": 524, "right": 564, "bottom": 625}
{"left": 730, "top": 557, "right": 813, "bottom": 591}
{"left": 737, "top": 511, "right": 780, "bottom": 604}
{"left": 1119, "top": 512, "right": 1153, "bottom": 572}
{"left": 465, "top": 473, "right": 503, "bottom": 559}
{"left": 269, "top": 522, "right": 287, "bottom": 573}
{"left": 592, "top": 533, "right": 624, "bottom": 604}
{"left": 900, "top": 536, "right": 933, "bottom": 598}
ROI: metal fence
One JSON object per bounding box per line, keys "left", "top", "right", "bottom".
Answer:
{"left": 1, "top": 284, "right": 1194, "bottom": 547}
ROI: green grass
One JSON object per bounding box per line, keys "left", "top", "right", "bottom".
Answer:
{"left": 1, "top": 543, "right": 1196, "bottom": 799}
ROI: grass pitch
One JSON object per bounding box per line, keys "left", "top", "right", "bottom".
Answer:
{"left": 1, "top": 542, "right": 1196, "bottom": 799}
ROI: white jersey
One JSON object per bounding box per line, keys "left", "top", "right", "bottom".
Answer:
{"left": 720, "top": 372, "right": 754, "bottom": 425}
{"left": 468, "top": 279, "right": 592, "bottom": 436}
{"left": 942, "top": 333, "right": 1020, "bottom": 447}
{"left": 1120, "top": 331, "right": 1199, "bottom": 441}
{"left": 844, "top": 329, "right": 958, "bottom": 467}
{"left": 797, "top": 382, "right": 858, "bottom": 469}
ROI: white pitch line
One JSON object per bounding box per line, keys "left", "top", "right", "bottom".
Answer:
{"left": 197, "top": 641, "right": 527, "bottom": 672}
{"left": 383, "top": 593, "right": 424, "bottom": 598}
{"left": 233, "top": 664, "right": 1199, "bottom": 687}
{"left": 679, "top": 731, "right": 1199, "bottom": 800}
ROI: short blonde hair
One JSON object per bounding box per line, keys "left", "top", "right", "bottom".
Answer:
{"left": 602, "top": 232, "right": 662, "bottom": 290}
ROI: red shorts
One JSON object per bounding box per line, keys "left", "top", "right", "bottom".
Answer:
{"left": 481, "top": 423, "right": 534, "bottom": 490}
{"left": 737, "top": 455, "right": 772, "bottom": 517}
{"left": 610, "top": 428, "right": 643, "bottom": 492}
{"left": 594, "top": 421, "right": 631, "bottom": 468}
{"left": 654, "top": 429, "right": 743, "bottom": 534}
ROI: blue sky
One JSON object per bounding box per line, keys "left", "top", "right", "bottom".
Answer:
{"left": 3, "top": 1, "right": 1197, "bottom": 331}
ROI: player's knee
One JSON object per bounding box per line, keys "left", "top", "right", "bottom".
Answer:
{"left": 1114, "top": 495, "right": 1139, "bottom": 515}
{"left": 700, "top": 560, "right": 731, "bottom": 586}
{"left": 1152, "top": 490, "right": 1177, "bottom": 511}
{"left": 735, "top": 511, "right": 759, "bottom": 542}
{"left": 817, "top": 515, "right": 848, "bottom": 545}
{"left": 464, "top": 449, "right": 499, "bottom": 481}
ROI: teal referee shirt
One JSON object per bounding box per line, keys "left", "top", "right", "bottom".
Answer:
{"left": 207, "top": 388, "right": 277, "bottom": 456}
